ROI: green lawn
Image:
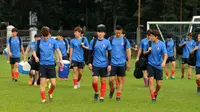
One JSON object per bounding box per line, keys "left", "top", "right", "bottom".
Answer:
{"left": 0, "top": 55, "right": 199, "bottom": 112}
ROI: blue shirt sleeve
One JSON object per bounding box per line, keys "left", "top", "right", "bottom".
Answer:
{"left": 54, "top": 40, "right": 59, "bottom": 49}
{"left": 179, "top": 40, "right": 184, "bottom": 45}
{"left": 20, "top": 37, "right": 23, "bottom": 46}
{"left": 107, "top": 40, "right": 112, "bottom": 50}
{"left": 126, "top": 39, "right": 131, "bottom": 49}
{"left": 162, "top": 42, "right": 167, "bottom": 54}
{"left": 84, "top": 37, "right": 89, "bottom": 47}
{"left": 89, "top": 39, "right": 94, "bottom": 50}
{"left": 34, "top": 41, "right": 38, "bottom": 51}
{"left": 70, "top": 40, "right": 73, "bottom": 48}
{"left": 6, "top": 38, "right": 9, "bottom": 45}
{"left": 139, "top": 40, "right": 143, "bottom": 49}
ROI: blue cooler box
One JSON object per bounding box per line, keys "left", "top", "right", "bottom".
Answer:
{"left": 58, "top": 60, "right": 70, "bottom": 78}
{"left": 18, "top": 62, "right": 31, "bottom": 75}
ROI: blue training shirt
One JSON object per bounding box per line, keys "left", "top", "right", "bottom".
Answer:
{"left": 57, "top": 39, "right": 68, "bottom": 57}
{"left": 148, "top": 40, "right": 167, "bottom": 70}
{"left": 70, "top": 37, "right": 89, "bottom": 62}
{"left": 109, "top": 36, "right": 131, "bottom": 66}
{"left": 196, "top": 42, "right": 200, "bottom": 67}
{"left": 34, "top": 37, "right": 59, "bottom": 65}
{"left": 166, "top": 39, "right": 176, "bottom": 57}
{"left": 6, "top": 36, "right": 22, "bottom": 58}
{"left": 89, "top": 38, "right": 112, "bottom": 67}
{"left": 179, "top": 39, "right": 195, "bottom": 58}
{"left": 140, "top": 38, "right": 149, "bottom": 51}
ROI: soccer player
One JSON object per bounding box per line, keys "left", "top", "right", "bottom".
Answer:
{"left": 56, "top": 32, "right": 69, "bottom": 80}
{"left": 88, "top": 24, "right": 112, "bottom": 102}
{"left": 179, "top": 32, "right": 195, "bottom": 79}
{"left": 190, "top": 33, "right": 200, "bottom": 93}
{"left": 24, "top": 34, "right": 41, "bottom": 86}
{"left": 165, "top": 33, "right": 176, "bottom": 79}
{"left": 33, "top": 26, "right": 64, "bottom": 104}
{"left": 145, "top": 30, "right": 167, "bottom": 103}
{"left": 136, "top": 29, "right": 152, "bottom": 87}
{"left": 108, "top": 25, "right": 131, "bottom": 101}
{"left": 7, "top": 28, "right": 24, "bottom": 82}
{"left": 70, "top": 27, "right": 89, "bottom": 89}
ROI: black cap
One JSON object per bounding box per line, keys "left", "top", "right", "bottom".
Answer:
{"left": 97, "top": 24, "right": 106, "bottom": 32}
{"left": 11, "top": 28, "right": 18, "bottom": 32}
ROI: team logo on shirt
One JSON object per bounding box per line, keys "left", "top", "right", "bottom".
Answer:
{"left": 103, "top": 44, "right": 106, "bottom": 48}
{"left": 121, "top": 42, "right": 124, "bottom": 46}
{"left": 157, "top": 47, "right": 160, "bottom": 51}
{"left": 48, "top": 43, "right": 52, "bottom": 46}
{"left": 17, "top": 40, "right": 19, "bottom": 43}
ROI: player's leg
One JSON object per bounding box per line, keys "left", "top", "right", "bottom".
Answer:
{"left": 39, "top": 65, "right": 47, "bottom": 103}
{"left": 34, "top": 71, "right": 39, "bottom": 86}
{"left": 10, "top": 58, "right": 15, "bottom": 81}
{"left": 92, "top": 66, "right": 99, "bottom": 101}
{"left": 188, "top": 65, "right": 192, "bottom": 79}
{"left": 181, "top": 58, "right": 186, "bottom": 79}
{"left": 143, "top": 70, "right": 148, "bottom": 87}
{"left": 48, "top": 78, "right": 56, "bottom": 102}
{"left": 170, "top": 61, "right": 176, "bottom": 79}
{"left": 154, "top": 68, "right": 163, "bottom": 101}
{"left": 109, "top": 66, "right": 116, "bottom": 99}
{"left": 14, "top": 59, "right": 20, "bottom": 82}
{"left": 72, "top": 61, "right": 79, "bottom": 89}
{"left": 147, "top": 65, "right": 156, "bottom": 103}
{"left": 99, "top": 67, "right": 108, "bottom": 102}
{"left": 195, "top": 67, "right": 200, "bottom": 93}
{"left": 28, "top": 70, "right": 34, "bottom": 85}
{"left": 165, "top": 64, "right": 169, "bottom": 79}
{"left": 77, "top": 63, "right": 84, "bottom": 88}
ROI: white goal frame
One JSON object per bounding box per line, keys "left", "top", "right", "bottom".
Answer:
{"left": 147, "top": 21, "right": 200, "bottom": 42}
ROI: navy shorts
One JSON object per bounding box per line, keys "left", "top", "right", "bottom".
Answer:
{"left": 110, "top": 65, "right": 126, "bottom": 77}
{"left": 166, "top": 56, "right": 175, "bottom": 64}
{"left": 71, "top": 60, "right": 84, "bottom": 69}
{"left": 39, "top": 65, "right": 56, "bottom": 79}
{"left": 92, "top": 66, "right": 108, "bottom": 78}
{"left": 147, "top": 65, "right": 163, "bottom": 80}
{"left": 10, "top": 58, "right": 20, "bottom": 65}
{"left": 196, "top": 66, "right": 200, "bottom": 75}
{"left": 182, "top": 58, "right": 188, "bottom": 64}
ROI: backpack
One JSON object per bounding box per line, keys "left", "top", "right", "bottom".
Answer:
{"left": 9, "top": 36, "right": 22, "bottom": 48}
{"left": 139, "top": 41, "right": 152, "bottom": 69}
{"left": 81, "top": 37, "right": 90, "bottom": 65}
{"left": 133, "top": 61, "right": 143, "bottom": 79}
{"left": 177, "top": 39, "right": 186, "bottom": 55}
{"left": 188, "top": 41, "right": 199, "bottom": 66}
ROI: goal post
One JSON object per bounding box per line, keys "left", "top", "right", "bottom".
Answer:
{"left": 147, "top": 21, "right": 200, "bottom": 42}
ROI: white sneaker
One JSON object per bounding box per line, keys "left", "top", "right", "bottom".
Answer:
{"left": 77, "top": 82, "right": 81, "bottom": 88}
{"left": 74, "top": 85, "right": 78, "bottom": 89}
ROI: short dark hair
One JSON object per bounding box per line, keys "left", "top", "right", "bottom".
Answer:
{"left": 151, "top": 30, "right": 160, "bottom": 37}
{"left": 146, "top": 29, "right": 152, "bottom": 36}
{"left": 167, "top": 33, "right": 172, "bottom": 38}
{"left": 74, "top": 27, "right": 82, "bottom": 33}
{"left": 11, "top": 28, "right": 18, "bottom": 32}
{"left": 97, "top": 24, "right": 106, "bottom": 32}
{"left": 34, "top": 34, "right": 41, "bottom": 38}
{"left": 115, "top": 25, "right": 123, "bottom": 30}
{"left": 57, "top": 31, "right": 64, "bottom": 37}
{"left": 41, "top": 26, "right": 50, "bottom": 37}
{"left": 188, "top": 32, "right": 192, "bottom": 36}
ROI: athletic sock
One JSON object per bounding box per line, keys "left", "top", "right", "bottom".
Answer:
{"left": 92, "top": 82, "right": 98, "bottom": 93}
{"left": 166, "top": 71, "right": 169, "bottom": 77}
{"left": 48, "top": 87, "right": 55, "bottom": 94}
{"left": 171, "top": 70, "right": 175, "bottom": 76}
{"left": 196, "top": 80, "right": 200, "bottom": 87}
{"left": 11, "top": 72, "right": 14, "bottom": 78}
{"left": 15, "top": 72, "right": 19, "bottom": 79}
{"left": 40, "top": 91, "right": 46, "bottom": 100}
{"left": 100, "top": 82, "right": 106, "bottom": 98}
{"left": 73, "top": 79, "right": 78, "bottom": 86}
{"left": 116, "top": 92, "right": 121, "bottom": 98}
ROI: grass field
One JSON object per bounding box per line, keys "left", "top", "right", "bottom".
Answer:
{"left": 0, "top": 55, "right": 200, "bottom": 112}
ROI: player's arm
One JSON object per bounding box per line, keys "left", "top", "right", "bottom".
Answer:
{"left": 190, "top": 45, "right": 198, "bottom": 54}
{"left": 174, "top": 46, "right": 176, "bottom": 58}
{"left": 136, "top": 48, "right": 142, "bottom": 60}
{"left": 33, "top": 50, "right": 39, "bottom": 62}
{"left": 179, "top": 40, "right": 186, "bottom": 47}
{"left": 55, "top": 48, "right": 63, "bottom": 63}
{"left": 24, "top": 46, "right": 30, "bottom": 61}
{"left": 69, "top": 48, "right": 73, "bottom": 62}
{"left": 162, "top": 53, "right": 168, "bottom": 67}
{"left": 143, "top": 47, "right": 152, "bottom": 55}
{"left": 126, "top": 48, "right": 131, "bottom": 71}
{"left": 7, "top": 43, "right": 12, "bottom": 57}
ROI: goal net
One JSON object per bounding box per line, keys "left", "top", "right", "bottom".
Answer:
{"left": 147, "top": 21, "right": 200, "bottom": 43}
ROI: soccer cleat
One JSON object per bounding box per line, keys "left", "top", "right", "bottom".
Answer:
{"left": 116, "top": 97, "right": 120, "bottom": 102}
{"left": 99, "top": 98, "right": 104, "bottom": 102}
{"left": 74, "top": 85, "right": 78, "bottom": 89}
{"left": 28, "top": 79, "right": 33, "bottom": 85}
{"left": 41, "top": 100, "right": 47, "bottom": 104}
{"left": 12, "top": 78, "right": 15, "bottom": 82}
{"left": 94, "top": 93, "right": 99, "bottom": 101}
{"left": 152, "top": 99, "right": 156, "bottom": 103}
{"left": 188, "top": 77, "right": 191, "bottom": 80}
{"left": 48, "top": 94, "right": 53, "bottom": 102}
{"left": 170, "top": 76, "right": 175, "bottom": 80}
{"left": 109, "top": 90, "right": 115, "bottom": 99}
{"left": 197, "top": 87, "right": 200, "bottom": 94}
{"left": 181, "top": 76, "right": 184, "bottom": 79}
{"left": 14, "top": 79, "right": 18, "bottom": 82}
{"left": 77, "top": 82, "right": 81, "bottom": 88}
